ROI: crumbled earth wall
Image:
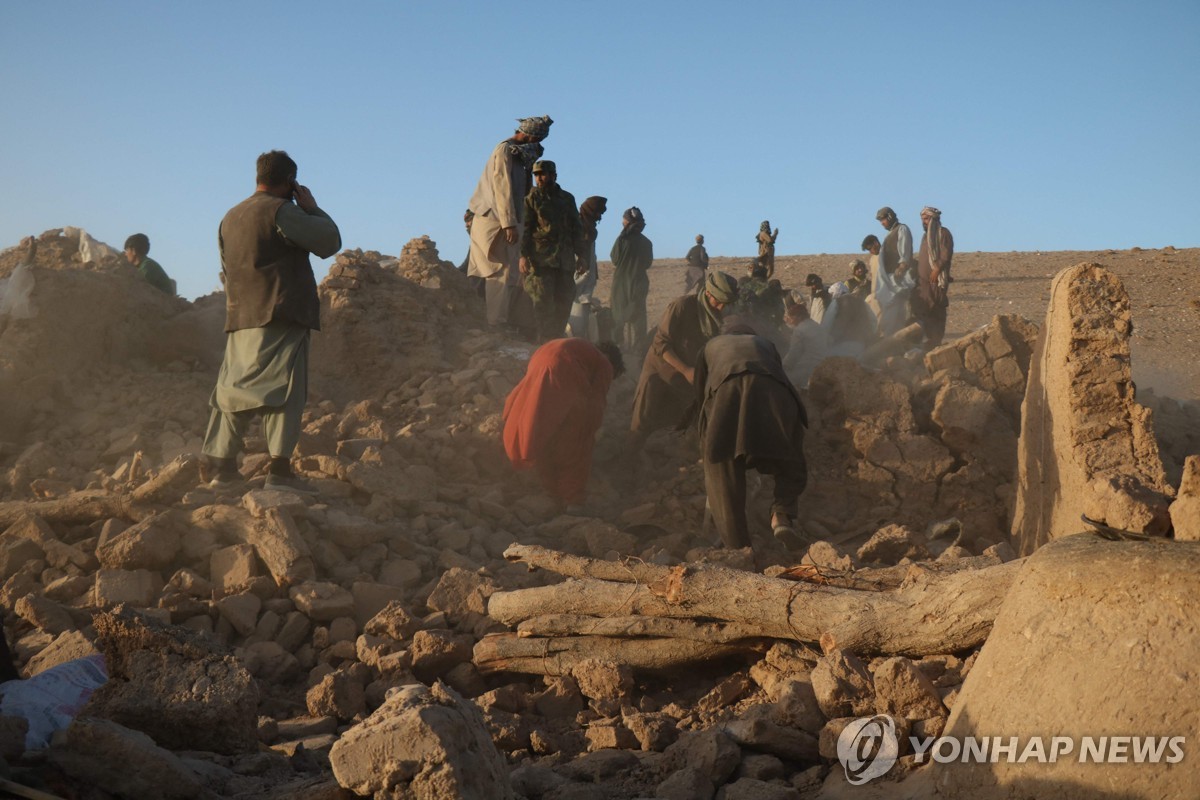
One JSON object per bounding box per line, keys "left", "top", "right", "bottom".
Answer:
{"left": 1010, "top": 264, "right": 1173, "bottom": 555}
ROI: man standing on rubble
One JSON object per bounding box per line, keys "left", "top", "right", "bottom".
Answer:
{"left": 875, "top": 206, "right": 914, "bottom": 279}
{"left": 913, "top": 206, "right": 954, "bottom": 348}
{"left": 468, "top": 115, "right": 553, "bottom": 337}
{"left": 684, "top": 234, "right": 709, "bottom": 294}
{"left": 691, "top": 329, "right": 809, "bottom": 552}
{"left": 520, "top": 160, "right": 587, "bottom": 343}
{"left": 202, "top": 150, "right": 341, "bottom": 493}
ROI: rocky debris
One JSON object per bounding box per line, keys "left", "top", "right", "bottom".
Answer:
{"left": 48, "top": 717, "right": 216, "bottom": 800}
{"left": 923, "top": 313, "right": 1038, "bottom": 420}
{"left": 1139, "top": 390, "right": 1200, "bottom": 487}
{"left": 871, "top": 656, "right": 947, "bottom": 720}
{"left": 1012, "top": 264, "right": 1173, "bottom": 554}
{"left": 1169, "top": 455, "right": 1200, "bottom": 541}
{"left": 810, "top": 649, "right": 874, "bottom": 719}
{"left": 855, "top": 524, "right": 929, "bottom": 564}
{"left": 935, "top": 535, "right": 1200, "bottom": 798}
{"left": 84, "top": 608, "right": 259, "bottom": 755}
{"left": 0, "top": 235, "right": 1193, "bottom": 798}
{"left": 329, "top": 681, "right": 514, "bottom": 800}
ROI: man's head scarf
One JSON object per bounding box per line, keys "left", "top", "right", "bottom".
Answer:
{"left": 580, "top": 196, "right": 607, "bottom": 238}
{"left": 507, "top": 141, "right": 544, "bottom": 169}
{"left": 516, "top": 115, "right": 554, "bottom": 139}
{"left": 921, "top": 206, "right": 945, "bottom": 267}
{"left": 581, "top": 196, "right": 607, "bottom": 223}
{"left": 699, "top": 270, "right": 739, "bottom": 338}
{"left": 696, "top": 234, "right": 704, "bottom": 244}
{"left": 760, "top": 220, "right": 771, "bottom": 232}
{"left": 620, "top": 206, "right": 646, "bottom": 238}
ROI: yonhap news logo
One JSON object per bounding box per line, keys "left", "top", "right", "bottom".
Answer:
{"left": 836, "top": 715, "right": 900, "bottom": 785}
{"left": 837, "top": 716, "right": 1187, "bottom": 784}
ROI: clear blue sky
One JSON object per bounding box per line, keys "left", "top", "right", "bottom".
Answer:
{"left": 2, "top": 1, "right": 1197, "bottom": 299}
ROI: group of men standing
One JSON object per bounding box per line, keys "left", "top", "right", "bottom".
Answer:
{"left": 200, "top": 124, "right": 954, "bottom": 562}
{"left": 867, "top": 205, "right": 955, "bottom": 347}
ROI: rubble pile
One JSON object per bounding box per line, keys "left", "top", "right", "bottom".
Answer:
{"left": 0, "top": 243, "right": 1195, "bottom": 798}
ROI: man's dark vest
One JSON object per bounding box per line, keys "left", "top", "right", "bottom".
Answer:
{"left": 881, "top": 226, "right": 901, "bottom": 276}
{"left": 220, "top": 192, "right": 319, "bottom": 332}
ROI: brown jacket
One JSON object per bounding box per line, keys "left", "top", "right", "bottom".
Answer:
{"left": 220, "top": 193, "right": 321, "bottom": 332}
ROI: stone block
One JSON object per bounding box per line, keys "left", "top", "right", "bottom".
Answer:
{"left": 873, "top": 656, "right": 947, "bottom": 720}
{"left": 409, "top": 629, "right": 473, "bottom": 680}
{"left": 210, "top": 544, "right": 257, "bottom": 590}
{"left": 0, "top": 532, "right": 44, "bottom": 581}
{"left": 216, "top": 592, "right": 262, "bottom": 637}
{"left": 329, "top": 682, "right": 514, "bottom": 799}
{"left": 243, "top": 488, "right": 309, "bottom": 518}
{"left": 810, "top": 649, "right": 874, "bottom": 719}
{"left": 290, "top": 581, "right": 355, "bottom": 622}
{"left": 47, "top": 718, "right": 210, "bottom": 800}
{"left": 95, "top": 512, "right": 181, "bottom": 571}
{"left": 307, "top": 669, "right": 366, "bottom": 722}
{"left": 350, "top": 581, "right": 406, "bottom": 629}
{"left": 923, "top": 343, "right": 963, "bottom": 374}
{"left": 363, "top": 601, "right": 421, "bottom": 642}
{"left": 93, "top": 568, "right": 162, "bottom": 608}
{"left": 86, "top": 608, "right": 259, "bottom": 755}
{"left": 425, "top": 567, "right": 495, "bottom": 623}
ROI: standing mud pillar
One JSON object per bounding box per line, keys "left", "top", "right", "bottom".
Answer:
{"left": 1010, "top": 263, "right": 1171, "bottom": 555}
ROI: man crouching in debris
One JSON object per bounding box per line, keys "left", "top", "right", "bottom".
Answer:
{"left": 202, "top": 150, "right": 341, "bottom": 493}
{"left": 502, "top": 338, "right": 624, "bottom": 509}
{"left": 690, "top": 328, "right": 809, "bottom": 551}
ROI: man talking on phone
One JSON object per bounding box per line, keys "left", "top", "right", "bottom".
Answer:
{"left": 202, "top": 150, "right": 341, "bottom": 493}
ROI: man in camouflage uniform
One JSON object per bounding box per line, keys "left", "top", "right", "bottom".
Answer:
{"left": 519, "top": 160, "right": 586, "bottom": 343}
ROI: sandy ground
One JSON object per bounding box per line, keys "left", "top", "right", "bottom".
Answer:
{"left": 593, "top": 246, "right": 1200, "bottom": 401}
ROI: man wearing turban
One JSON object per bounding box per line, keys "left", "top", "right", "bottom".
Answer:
{"left": 466, "top": 115, "right": 553, "bottom": 337}
{"left": 610, "top": 206, "right": 655, "bottom": 350}
{"left": 629, "top": 271, "right": 739, "bottom": 453}
{"left": 914, "top": 206, "right": 954, "bottom": 347}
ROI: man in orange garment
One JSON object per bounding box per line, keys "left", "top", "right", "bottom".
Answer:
{"left": 503, "top": 338, "right": 624, "bottom": 505}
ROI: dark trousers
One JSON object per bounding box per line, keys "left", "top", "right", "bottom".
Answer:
{"left": 526, "top": 268, "right": 576, "bottom": 343}
{"left": 704, "top": 455, "right": 807, "bottom": 548}
{"left": 910, "top": 292, "right": 949, "bottom": 348}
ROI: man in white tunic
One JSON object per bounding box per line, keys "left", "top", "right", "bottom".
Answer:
{"left": 467, "top": 115, "right": 553, "bottom": 335}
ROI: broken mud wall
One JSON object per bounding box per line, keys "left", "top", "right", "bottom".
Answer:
{"left": 1010, "top": 264, "right": 1172, "bottom": 555}
{"left": 802, "top": 314, "right": 1038, "bottom": 549}
{"left": 310, "top": 236, "right": 484, "bottom": 407}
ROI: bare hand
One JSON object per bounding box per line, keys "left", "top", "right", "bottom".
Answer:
{"left": 519, "top": 256, "right": 530, "bottom": 276}
{"left": 293, "top": 184, "right": 317, "bottom": 212}
{"left": 683, "top": 366, "right": 696, "bottom": 385}
{"left": 575, "top": 257, "right": 588, "bottom": 276}
{"left": 503, "top": 227, "right": 517, "bottom": 244}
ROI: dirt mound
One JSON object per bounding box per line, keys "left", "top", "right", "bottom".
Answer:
{"left": 310, "top": 236, "right": 486, "bottom": 406}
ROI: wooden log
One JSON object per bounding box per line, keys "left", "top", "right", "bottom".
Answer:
{"left": 504, "top": 543, "right": 666, "bottom": 584}
{"left": 130, "top": 454, "right": 201, "bottom": 506}
{"left": 0, "top": 492, "right": 131, "bottom": 529}
{"left": 488, "top": 553, "right": 1024, "bottom": 657}
{"left": 473, "top": 633, "right": 759, "bottom": 676}
{"left": 516, "top": 614, "right": 775, "bottom": 644}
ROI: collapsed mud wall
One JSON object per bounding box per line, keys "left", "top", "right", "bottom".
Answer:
{"left": 1011, "top": 264, "right": 1173, "bottom": 554}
